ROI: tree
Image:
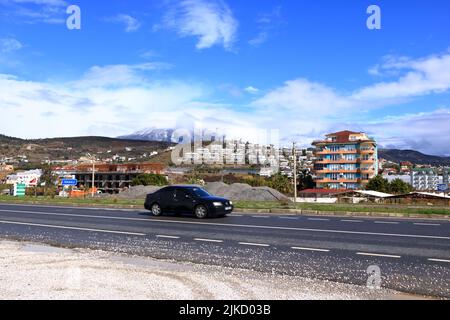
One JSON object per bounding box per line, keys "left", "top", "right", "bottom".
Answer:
{"left": 40, "top": 164, "right": 57, "bottom": 187}
{"left": 268, "top": 173, "right": 294, "bottom": 195}
{"left": 389, "top": 178, "right": 413, "bottom": 194}
{"left": 132, "top": 174, "right": 168, "bottom": 187}
{"left": 297, "top": 169, "right": 315, "bottom": 190}
{"left": 365, "top": 175, "right": 390, "bottom": 193}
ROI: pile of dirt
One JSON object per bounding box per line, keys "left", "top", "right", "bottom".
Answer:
{"left": 111, "top": 182, "right": 289, "bottom": 202}
{"left": 113, "top": 186, "right": 162, "bottom": 199}
{"left": 204, "top": 182, "right": 289, "bottom": 202}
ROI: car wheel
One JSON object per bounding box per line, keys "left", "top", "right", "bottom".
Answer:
{"left": 194, "top": 205, "right": 208, "bottom": 219}
{"left": 151, "top": 203, "right": 163, "bottom": 217}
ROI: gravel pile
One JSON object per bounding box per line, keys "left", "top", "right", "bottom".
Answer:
{"left": 205, "top": 182, "right": 289, "bottom": 202}
{"left": 108, "top": 182, "right": 289, "bottom": 201}
{"left": 113, "top": 186, "right": 162, "bottom": 199}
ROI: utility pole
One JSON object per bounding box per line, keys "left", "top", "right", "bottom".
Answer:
{"left": 87, "top": 153, "right": 95, "bottom": 198}
{"left": 293, "top": 142, "right": 297, "bottom": 204}
{"left": 91, "top": 158, "right": 95, "bottom": 198}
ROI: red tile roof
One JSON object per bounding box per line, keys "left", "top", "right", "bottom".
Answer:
{"left": 299, "top": 189, "right": 348, "bottom": 194}
{"left": 326, "top": 130, "right": 360, "bottom": 137}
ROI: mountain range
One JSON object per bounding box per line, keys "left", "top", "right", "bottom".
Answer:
{"left": 0, "top": 134, "right": 173, "bottom": 165}
{"left": 378, "top": 149, "right": 450, "bottom": 166}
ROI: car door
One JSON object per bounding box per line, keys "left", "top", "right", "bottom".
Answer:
{"left": 173, "top": 188, "right": 192, "bottom": 214}
{"left": 160, "top": 187, "right": 175, "bottom": 212}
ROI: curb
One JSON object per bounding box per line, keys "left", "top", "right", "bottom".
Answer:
{"left": 233, "top": 208, "right": 450, "bottom": 220}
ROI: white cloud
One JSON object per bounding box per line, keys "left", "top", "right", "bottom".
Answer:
{"left": 0, "top": 64, "right": 252, "bottom": 139}
{"left": 252, "top": 79, "right": 356, "bottom": 117}
{"left": 356, "top": 53, "right": 450, "bottom": 100}
{"left": 109, "top": 14, "right": 141, "bottom": 32}
{"left": 253, "top": 53, "right": 450, "bottom": 118}
{"left": 162, "top": 0, "right": 238, "bottom": 50}
{"left": 249, "top": 6, "right": 283, "bottom": 47}
{"left": 0, "top": 0, "right": 68, "bottom": 24}
{"left": 362, "top": 109, "right": 450, "bottom": 156}
{"left": 74, "top": 63, "right": 173, "bottom": 88}
{"left": 10, "top": 0, "right": 66, "bottom": 5}
{"left": 244, "top": 86, "right": 259, "bottom": 94}
{"left": 0, "top": 38, "right": 23, "bottom": 53}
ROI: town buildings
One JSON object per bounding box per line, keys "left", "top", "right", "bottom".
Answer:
{"left": 410, "top": 168, "right": 450, "bottom": 191}
{"left": 312, "top": 131, "right": 378, "bottom": 190}
{"left": 53, "top": 163, "right": 165, "bottom": 194}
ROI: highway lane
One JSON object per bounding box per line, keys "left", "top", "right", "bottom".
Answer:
{"left": 0, "top": 203, "right": 449, "bottom": 297}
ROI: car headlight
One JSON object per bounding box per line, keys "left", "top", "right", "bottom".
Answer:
{"left": 229, "top": 201, "right": 233, "bottom": 205}
{"left": 213, "top": 202, "right": 223, "bottom": 207}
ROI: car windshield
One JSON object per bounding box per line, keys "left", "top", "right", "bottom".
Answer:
{"left": 191, "top": 188, "right": 211, "bottom": 198}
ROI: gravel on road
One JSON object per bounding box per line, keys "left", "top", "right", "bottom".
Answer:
{"left": 0, "top": 240, "right": 419, "bottom": 300}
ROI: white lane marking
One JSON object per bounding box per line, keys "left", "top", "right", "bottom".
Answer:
{"left": 375, "top": 221, "right": 399, "bottom": 225}
{"left": 308, "top": 218, "right": 330, "bottom": 221}
{"left": 230, "top": 214, "right": 243, "bottom": 217}
{"left": 194, "top": 238, "right": 223, "bottom": 243}
{"left": 0, "top": 203, "right": 136, "bottom": 212}
{"left": 356, "top": 252, "right": 401, "bottom": 259}
{"left": 1, "top": 209, "right": 449, "bottom": 241}
{"left": 428, "top": 258, "right": 450, "bottom": 263}
{"left": 156, "top": 235, "right": 180, "bottom": 239}
{"left": 341, "top": 219, "right": 363, "bottom": 223}
{"left": 279, "top": 217, "right": 299, "bottom": 220}
{"left": 0, "top": 220, "right": 145, "bottom": 236}
{"left": 291, "top": 247, "right": 330, "bottom": 252}
{"left": 414, "top": 223, "right": 441, "bottom": 226}
{"left": 238, "top": 242, "right": 270, "bottom": 247}
{"left": 252, "top": 216, "right": 270, "bottom": 218}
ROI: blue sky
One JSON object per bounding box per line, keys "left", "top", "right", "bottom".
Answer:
{"left": 0, "top": 0, "right": 450, "bottom": 155}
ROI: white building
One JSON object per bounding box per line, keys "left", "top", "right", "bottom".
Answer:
{"left": 411, "top": 168, "right": 439, "bottom": 191}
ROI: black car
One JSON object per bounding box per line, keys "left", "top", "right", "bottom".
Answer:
{"left": 144, "top": 186, "right": 234, "bottom": 219}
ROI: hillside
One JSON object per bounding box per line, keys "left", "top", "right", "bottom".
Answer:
{"left": 0, "top": 134, "right": 174, "bottom": 165}
{"left": 379, "top": 149, "right": 450, "bottom": 166}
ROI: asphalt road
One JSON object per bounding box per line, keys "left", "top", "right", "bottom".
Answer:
{"left": 0, "top": 203, "right": 449, "bottom": 298}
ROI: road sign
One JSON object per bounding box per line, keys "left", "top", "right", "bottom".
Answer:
{"left": 62, "top": 179, "right": 78, "bottom": 186}
{"left": 14, "top": 183, "right": 26, "bottom": 197}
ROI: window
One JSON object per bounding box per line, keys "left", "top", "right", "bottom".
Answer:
{"left": 191, "top": 188, "right": 211, "bottom": 197}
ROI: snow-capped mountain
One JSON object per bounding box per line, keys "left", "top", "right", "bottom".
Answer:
{"left": 118, "top": 128, "right": 178, "bottom": 143}
{"left": 118, "top": 127, "right": 225, "bottom": 143}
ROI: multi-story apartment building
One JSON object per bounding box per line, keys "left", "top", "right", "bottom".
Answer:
{"left": 411, "top": 168, "right": 439, "bottom": 191}
{"left": 312, "top": 131, "right": 378, "bottom": 190}
{"left": 443, "top": 168, "right": 450, "bottom": 187}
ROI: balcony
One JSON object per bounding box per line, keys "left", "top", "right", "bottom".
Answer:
{"left": 359, "top": 149, "right": 376, "bottom": 155}
{"left": 316, "top": 159, "right": 358, "bottom": 164}
{"left": 315, "top": 169, "right": 359, "bottom": 174}
{"left": 316, "top": 149, "right": 358, "bottom": 155}
{"left": 315, "top": 178, "right": 360, "bottom": 184}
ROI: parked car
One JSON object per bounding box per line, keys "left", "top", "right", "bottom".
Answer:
{"left": 144, "top": 186, "right": 233, "bottom": 219}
